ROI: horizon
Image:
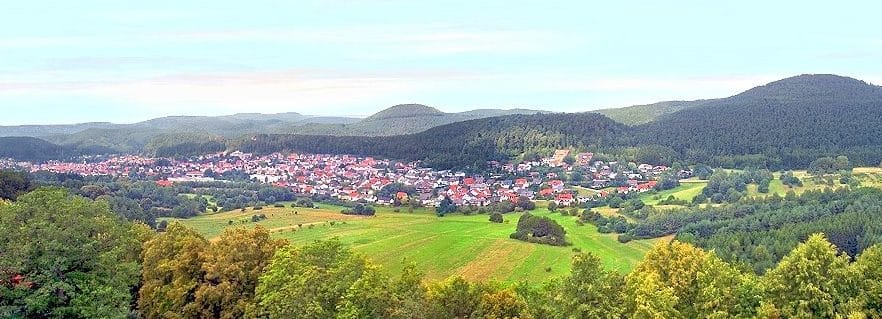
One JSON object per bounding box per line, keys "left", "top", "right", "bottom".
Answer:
{"left": 3, "top": 1, "right": 882, "bottom": 125}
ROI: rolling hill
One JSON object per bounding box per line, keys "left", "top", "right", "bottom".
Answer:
{"left": 0, "top": 136, "right": 65, "bottom": 162}
{"left": 1, "top": 105, "right": 545, "bottom": 156}
{"left": 242, "top": 74, "right": 882, "bottom": 170}
{"left": 637, "top": 74, "right": 882, "bottom": 168}
{"left": 4, "top": 74, "right": 881, "bottom": 169}
{"left": 240, "top": 112, "right": 628, "bottom": 169}
{"left": 593, "top": 100, "right": 710, "bottom": 125}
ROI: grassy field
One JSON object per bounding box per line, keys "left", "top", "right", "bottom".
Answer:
{"left": 166, "top": 204, "right": 662, "bottom": 283}
{"left": 639, "top": 181, "right": 707, "bottom": 206}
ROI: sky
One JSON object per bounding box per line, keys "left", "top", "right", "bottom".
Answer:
{"left": 1, "top": 0, "right": 881, "bottom": 125}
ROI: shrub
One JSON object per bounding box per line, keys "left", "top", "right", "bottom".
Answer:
{"left": 489, "top": 212, "right": 504, "bottom": 223}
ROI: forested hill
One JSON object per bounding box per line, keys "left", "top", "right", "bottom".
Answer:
{"left": 636, "top": 74, "right": 882, "bottom": 168}
{"left": 0, "top": 137, "right": 64, "bottom": 162}
{"left": 240, "top": 113, "right": 628, "bottom": 169}
{"left": 593, "top": 100, "right": 710, "bottom": 125}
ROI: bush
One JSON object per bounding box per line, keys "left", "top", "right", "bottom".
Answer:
{"left": 489, "top": 212, "right": 504, "bottom": 223}
{"left": 274, "top": 203, "right": 285, "bottom": 208}
{"left": 253, "top": 206, "right": 263, "bottom": 210}
{"left": 617, "top": 233, "right": 634, "bottom": 243}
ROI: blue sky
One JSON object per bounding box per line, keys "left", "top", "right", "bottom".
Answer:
{"left": 1, "top": 0, "right": 880, "bottom": 125}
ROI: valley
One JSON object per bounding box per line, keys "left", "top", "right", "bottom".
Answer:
{"left": 165, "top": 204, "right": 660, "bottom": 283}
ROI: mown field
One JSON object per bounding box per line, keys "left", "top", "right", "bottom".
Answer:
{"left": 166, "top": 204, "right": 662, "bottom": 283}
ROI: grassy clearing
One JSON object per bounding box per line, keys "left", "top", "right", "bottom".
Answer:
{"left": 167, "top": 204, "right": 661, "bottom": 283}
{"left": 639, "top": 182, "right": 707, "bottom": 206}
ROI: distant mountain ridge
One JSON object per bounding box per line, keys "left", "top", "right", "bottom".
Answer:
{"left": 5, "top": 74, "right": 881, "bottom": 170}
{"left": 241, "top": 74, "right": 882, "bottom": 169}
{"left": 0, "top": 105, "right": 547, "bottom": 156}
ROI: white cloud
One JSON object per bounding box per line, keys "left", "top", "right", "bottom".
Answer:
{"left": 0, "top": 69, "right": 488, "bottom": 116}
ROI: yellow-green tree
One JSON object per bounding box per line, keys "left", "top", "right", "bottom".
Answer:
{"left": 625, "top": 271, "right": 680, "bottom": 319}
{"left": 475, "top": 289, "right": 531, "bottom": 319}
{"left": 848, "top": 244, "right": 882, "bottom": 317}
{"left": 627, "top": 240, "right": 705, "bottom": 317}
{"left": 194, "top": 226, "right": 286, "bottom": 319}
{"left": 762, "top": 233, "right": 851, "bottom": 318}
{"left": 138, "top": 222, "right": 208, "bottom": 319}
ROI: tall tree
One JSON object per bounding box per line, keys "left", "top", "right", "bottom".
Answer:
{"left": 848, "top": 244, "right": 882, "bottom": 317}
{"left": 0, "top": 188, "right": 141, "bottom": 319}
{"left": 549, "top": 253, "right": 625, "bottom": 318}
{"left": 194, "top": 226, "right": 286, "bottom": 319}
{"left": 762, "top": 233, "right": 851, "bottom": 318}
{"left": 253, "top": 239, "right": 368, "bottom": 319}
{"left": 629, "top": 240, "right": 705, "bottom": 317}
{"left": 425, "top": 277, "right": 486, "bottom": 319}
{"left": 138, "top": 222, "right": 208, "bottom": 319}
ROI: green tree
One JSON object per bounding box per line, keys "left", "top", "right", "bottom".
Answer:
{"left": 253, "top": 239, "right": 368, "bottom": 319}
{"left": 550, "top": 253, "right": 625, "bottom": 318}
{"left": 426, "top": 277, "right": 485, "bottom": 319}
{"left": 138, "top": 222, "right": 208, "bottom": 319}
{"left": 386, "top": 263, "right": 429, "bottom": 319}
{"left": 762, "top": 233, "right": 851, "bottom": 318}
{"left": 0, "top": 188, "right": 141, "bottom": 319}
{"left": 0, "top": 170, "right": 32, "bottom": 200}
{"left": 848, "top": 244, "right": 882, "bottom": 316}
{"left": 335, "top": 265, "right": 395, "bottom": 319}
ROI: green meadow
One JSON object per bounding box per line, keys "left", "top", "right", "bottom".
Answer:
{"left": 166, "top": 204, "right": 661, "bottom": 283}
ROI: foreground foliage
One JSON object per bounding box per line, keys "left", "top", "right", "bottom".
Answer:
{"left": 4, "top": 188, "right": 882, "bottom": 318}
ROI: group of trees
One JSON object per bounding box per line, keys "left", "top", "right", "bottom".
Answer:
{"left": 5, "top": 187, "right": 882, "bottom": 318}
{"left": 0, "top": 170, "right": 33, "bottom": 200}
{"left": 510, "top": 213, "right": 569, "bottom": 246}
{"left": 343, "top": 203, "right": 376, "bottom": 216}
{"left": 627, "top": 188, "right": 882, "bottom": 273}
{"left": 809, "top": 156, "right": 852, "bottom": 176}
{"left": 696, "top": 169, "right": 773, "bottom": 204}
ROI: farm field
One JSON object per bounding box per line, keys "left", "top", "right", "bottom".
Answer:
{"left": 166, "top": 204, "right": 662, "bottom": 283}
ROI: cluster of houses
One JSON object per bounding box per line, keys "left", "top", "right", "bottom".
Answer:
{"left": 1, "top": 149, "right": 684, "bottom": 208}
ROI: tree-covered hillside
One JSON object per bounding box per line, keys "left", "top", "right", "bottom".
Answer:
{"left": 594, "top": 100, "right": 709, "bottom": 125}
{"left": 637, "top": 74, "right": 882, "bottom": 168}
{"left": 240, "top": 113, "right": 627, "bottom": 169}
{"left": 0, "top": 137, "right": 64, "bottom": 161}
